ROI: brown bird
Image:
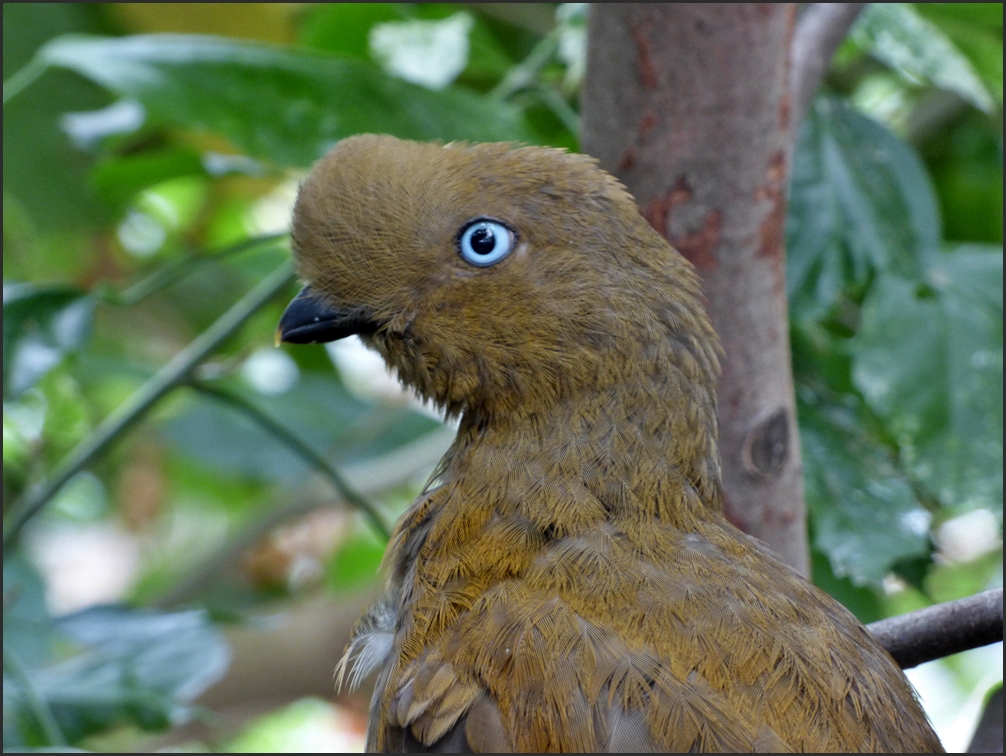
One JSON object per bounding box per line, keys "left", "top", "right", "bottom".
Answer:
{"left": 278, "top": 134, "right": 943, "bottom": 752}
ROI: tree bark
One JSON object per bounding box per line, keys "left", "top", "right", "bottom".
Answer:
{"left": 867, "top": 588, "right": 1004, "bottom": 670}
{"left": 581, "top": 3, "right": 809, "bottom": 575}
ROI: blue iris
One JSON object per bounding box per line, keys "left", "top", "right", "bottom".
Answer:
{"left": 457, "top": 219, "right": 515, "bottom": 267}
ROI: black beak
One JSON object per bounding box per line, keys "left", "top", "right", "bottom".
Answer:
{"left": 276, "top": 286, "right": 380, "bottom": 345}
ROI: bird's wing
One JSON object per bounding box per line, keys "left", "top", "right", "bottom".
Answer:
{"left": 380, "top": 593, "right": 600, "bottom": 751}
{"left": 383, "top": 647, "right": 509, "bottom": 752}
{"left": 377, "top": 591, "right": 795, "bottom": 753}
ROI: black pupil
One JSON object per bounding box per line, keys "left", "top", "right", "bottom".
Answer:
{"left": 470, "top": 227, "right": 496, "bottom": 256}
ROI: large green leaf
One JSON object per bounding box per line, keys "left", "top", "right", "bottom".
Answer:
{"left": 39, "top": 34, "right": 536, "bottom": 168}
{"left": 852, "top": 249, "right": 1003, "bottom": 515}
{"left": 3, "top": 283, "right": 95, "bottom": 400}
{"left": 91, "top": 146, "right": 208, "bottom": 211}
{"left": 787, "top": 98, "right": 941, "bottom": 319}
{"left": 809, "top": 548, "right": 884, "bottom": 623}
{"left": 915, "top": 4, "right": 1004, "bottom": 105}
{"left": 852, "top": 3, "right": 995, "bottom": 112}
{"left": 5, "top": 606, "right": 230, "bottom": 745}
{"left": 2, "top": 4, "right": 111, "bottom": 233}
{"left": 799, "top": 399, "right": 931, "bottom": 587}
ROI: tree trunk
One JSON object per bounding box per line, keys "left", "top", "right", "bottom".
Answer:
{"left": 581, "top": 3, "right": 809, "bottom": 575}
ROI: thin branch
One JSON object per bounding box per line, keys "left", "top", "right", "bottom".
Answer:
{"left": 3, "top": 646, "right": 67, "bottom": 747}
{"left": 156, "top": 426, "right": 456, "bottom": 607}
{"left": 535, "top": 83, "right": 581, "bottom": 137}
{"left": 490, "top": 31, "right": 560, "bottom": 101}
{"left": 2, "top": 263, "right": 295, "bottom": 548}
{"left": 867, "top": 588, "right": 1004, "bottom": 669}
{"left": 188, "top": 381, "right": 391, "bottom": 540}
{"left": 790, "top": 3, "right": 865, "bottom": 127}
{"left": 107, "top": 232, "right": 289, "bottom": 307}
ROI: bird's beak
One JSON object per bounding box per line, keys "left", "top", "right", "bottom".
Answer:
{"left": 276, "top": 286, "right": 380, "bottom": 345}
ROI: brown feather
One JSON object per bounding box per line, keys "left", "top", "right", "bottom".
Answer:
{"left": 288, "top": 135, "right": 943, "bottom": 753}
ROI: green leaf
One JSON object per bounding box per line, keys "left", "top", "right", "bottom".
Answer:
{"left": 809, "top": 548, "right": 884, "bottom": 624}
{"left": 369, "top": 12, "right": 474, "bottom": 90}
{"left": 917, "top": 3, "right": 1001, "bottom": 105}
{"left": 852, "top": 3, "right": 995, "bottom": 113}
{"left": 799, "top": 400, "right": 932, "bottom": 587}
{"left": 3, "top": 284, "right": 95, "bottom": 400}
{"left": 19, "top": 606, "right": 230, "bottom": 743}
{"left": 361, "top": 6, "right": 517, "bottom": 93}
{"left": 59, "top": 98, "right": 147, "bottom": 150}
{"left": 2, "top": 4, "right": 111, "bottom": 232}
{"left": 3, "top": 555, "right": 55, "bottom": 669}
{"left": 298, "top": 3, "right": 405, "bottom": 59}
{"left": 37, "top": 369, "right": 94, "bottom": 472}
{"left": 914, "top": 3, "right": 1003, "bottom": 31}
{"left": 787, "top": 98, "right": 940, "bottom": 319}
{"left": 46, "top": 472, "right": 107, "bottom": 523}
{"left": 852, "top": 249, "right": 1003, "bottom": 515}
{"left": 791, "top": 321, "right": 857, "bottom": 396}
{"left": 39, "top": 34, "right": 536, "bottom": 168}
{"left": 91, "top": 147, "right": 207, "bottom": 211}
{"left": 915, "top": 8, "right": 1004, "bottom": 105}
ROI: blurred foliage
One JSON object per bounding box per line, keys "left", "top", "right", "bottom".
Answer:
{"left": 2, "top": 2, "right": 1002, "bottom": 751}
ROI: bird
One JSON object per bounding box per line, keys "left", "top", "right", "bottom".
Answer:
{"left": 277, "top": 134, "right": 944, "bottom": 752}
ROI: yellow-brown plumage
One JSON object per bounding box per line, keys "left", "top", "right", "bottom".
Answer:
{"left": 281, "top": 134, "right": 943, "bottom": 752}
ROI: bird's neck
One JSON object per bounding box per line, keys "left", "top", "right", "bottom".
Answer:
{"left": 384, "top": 376, "right": 725, "bottom": 661}
{"left": 435, "top": 377, "right": 723, "bottom": 537}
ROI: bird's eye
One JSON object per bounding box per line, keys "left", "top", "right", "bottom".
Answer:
{"left": 457, "top": 219, "right": 515, "bottom": 267}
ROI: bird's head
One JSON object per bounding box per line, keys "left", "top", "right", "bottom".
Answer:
{"left": 281, "top": 134, "right": 717, "bottom": 424}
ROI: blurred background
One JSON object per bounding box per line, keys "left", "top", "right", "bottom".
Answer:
{"left": 2, "top": 3, "right": 1002, "bottom": 752}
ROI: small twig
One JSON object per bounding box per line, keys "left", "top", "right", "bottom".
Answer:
{"left": 489, "top": 29, "right": 580, "bottom": 137}
{"left": 490, "top": 31, "right": 560, "bottom": 101}
{"left": 3, "top": 646, "right": 67, "bottom": 747}
{"left": 867, "top": 588, "right": 1004, "bottom": 669}
{"left": 3, "top": 263, "right": 295, "bottom": 548}
{"left": 188, "top": 381, "right": 390, "bottom": 540}
{"left": 790, "top": 3, "right": 865, "bottom": 128}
